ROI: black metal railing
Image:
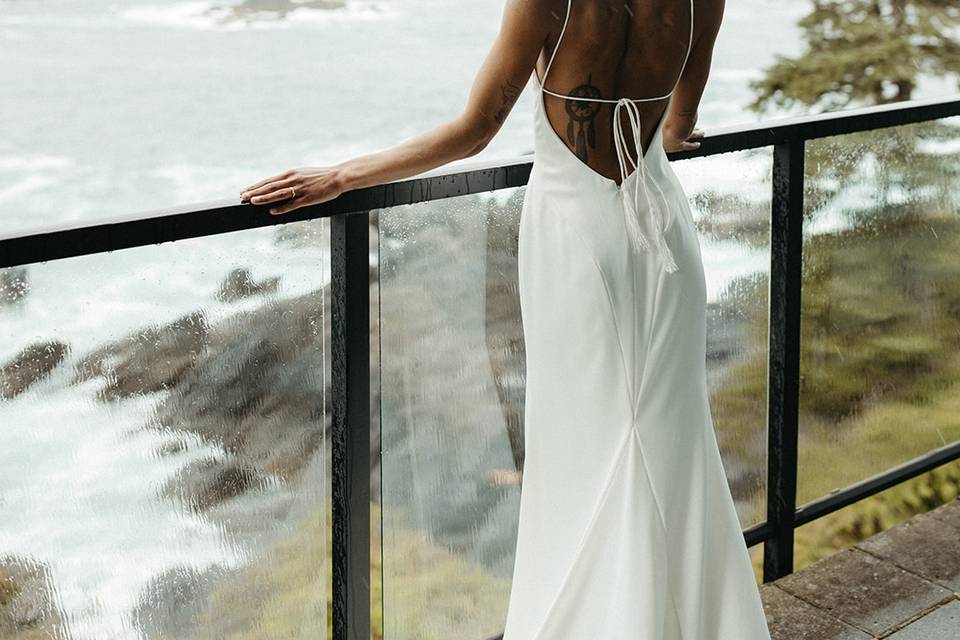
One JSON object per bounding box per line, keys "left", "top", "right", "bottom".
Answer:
{"left": 2, "top": 94, "right": 960, "bottom": 640}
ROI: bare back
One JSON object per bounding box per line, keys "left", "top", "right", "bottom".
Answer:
{"left": 535, "top": 0, "right": 716, "bottom": 184}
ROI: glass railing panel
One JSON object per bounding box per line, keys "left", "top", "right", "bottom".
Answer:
{"left": 377, "top": 189, "right": 525, "bottom": 640}
{"left": 673, "top": 147, "right": 774, "bottom": 581}
{"left": 0, "top": 219, "right": 330, "bottom": 640}
{"left": 673, "top": 147, "right": 774, "bottom": 529}
{"left": 795, "top": 115, "right": 960, "bottom": 569}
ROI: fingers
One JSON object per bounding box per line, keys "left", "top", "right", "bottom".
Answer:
{"left": 664, "top": 139, "right": 701, "bottom": 153}
{"left": 267, "top": 196, "right": 305, "bottom": 216}
{"left": 242, "top": 178, "right": 296, "bottom": 202}
{"left": 248, "top": 186, "right": 297, "bottom": 205}
{"left": 241, "top": 170, "right": 293, "bottom": 195}
{"left": 670, "top": 129, "right": 705, "bottom": 152}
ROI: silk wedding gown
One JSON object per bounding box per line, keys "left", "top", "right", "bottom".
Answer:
{"left": 504, "top": 1, "right": 773, "bottom": 638}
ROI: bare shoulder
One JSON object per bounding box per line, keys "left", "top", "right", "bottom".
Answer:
{"left": 695, "top": 0, "right": 725, "bottom": 39}
{"left": 501, "top": 0, "right": 561, "bottom": 36}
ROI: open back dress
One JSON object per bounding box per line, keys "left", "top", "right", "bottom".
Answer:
{"left": 506, "top": 0, "right": 773, "bottom": 637}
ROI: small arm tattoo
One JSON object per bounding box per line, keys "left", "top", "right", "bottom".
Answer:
{"left": 494, "top": 79, "right": 522, "bottom": 125}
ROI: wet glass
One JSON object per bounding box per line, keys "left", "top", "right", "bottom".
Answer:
{"left": 377, "top": 190, "right": 524, "bottom": 640}
{"left": 793, "top": 116, "right": 960, "bottom": 569}
{"left": 674, "top": 148, "right": 773, "bottom": 581}
{"left": 673, "top": 147, "right": 773, "bottom": 533}
{"left": 0, "top": 219, "right": 330, "bottom": 639}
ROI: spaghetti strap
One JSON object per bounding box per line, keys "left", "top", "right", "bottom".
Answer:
{"left": 533, "top": 0, "right": 696, "bottom": 273}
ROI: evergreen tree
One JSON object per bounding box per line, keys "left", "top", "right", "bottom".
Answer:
{"left": 750, "top": 0, "right": 960, "bottom": 113}
{"left": 747, "top": 0, "right": 960, "bottom": 226}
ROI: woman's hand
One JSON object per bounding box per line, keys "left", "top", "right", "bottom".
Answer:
{"left": 240, "top": 165, "right": 345, "bottom": 216}
{"left": 662, "top": 112, "right": 705, "bottom": 154}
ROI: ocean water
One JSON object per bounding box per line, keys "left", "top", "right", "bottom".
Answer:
{"left": 0, "top": 0, "right": 813, "bottom": 237}
{"left": 1, "top": 1, "right": 952, "bottom": 638}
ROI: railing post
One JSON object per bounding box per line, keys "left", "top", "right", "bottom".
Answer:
{"left": 764, "top": 139, "right": 805, "bottom": 582}
{"left": 331, "top": 210, "right": 372, "bottom": 639}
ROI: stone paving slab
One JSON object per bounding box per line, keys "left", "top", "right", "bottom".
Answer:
{"left": 856, "top": 502, "right": 960, "bottom": 592}
{"left": 926, "top": 497, "right": 960, "bottom": 533}
{"left": 884, "top": 599, "right": 960, "bottom": 639}
{"left": 759, "top": 583, "right": 872, "bottom": 640}
{"left": 771, "top": 546, "right": 953, "bottom": 636}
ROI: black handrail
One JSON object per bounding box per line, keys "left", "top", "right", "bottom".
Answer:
{"left": 2, "top": 94, "right": 960, "bottom": 640}
{"left": 2, "top": 94, "right": 958, "bottom": 269}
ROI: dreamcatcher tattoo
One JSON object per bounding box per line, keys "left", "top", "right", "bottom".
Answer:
{"left": 565, "top": 73, "right": 603, "bottom": 162}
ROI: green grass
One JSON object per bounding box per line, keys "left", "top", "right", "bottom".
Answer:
{"left": 707, "top": 207, "right": 960, "bottom": 579}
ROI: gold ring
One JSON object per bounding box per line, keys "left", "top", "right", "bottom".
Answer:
{"left": 290, "top": 187, "right": 296, "bottom": 199}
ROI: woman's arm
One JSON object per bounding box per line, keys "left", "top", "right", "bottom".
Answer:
{"left": 662, "top": 0, "right": 725, "bottom": 153}
{"left": 240, "top": 0, "right": 553, "bottom": 215}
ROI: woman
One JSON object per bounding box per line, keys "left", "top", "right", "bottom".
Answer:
{"left": 241, "top": 1, "right": 772, "bottom": 638}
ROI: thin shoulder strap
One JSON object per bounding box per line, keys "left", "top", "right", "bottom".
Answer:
{"left": 536, "top": 0, "right": 573, "bottom": 92}
{"left": 538, "top": 0, "right": 696, "bottom": 104}
{"left": 669, "top": 0, "right": 696, "bottom": 96}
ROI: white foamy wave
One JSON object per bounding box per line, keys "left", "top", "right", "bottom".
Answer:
{"left": 0, "top": 175, "right": 59, "bottom": 205}
{"left": 119, "top": 0, "right": 394, "bottom": 31}
{"left": 153, "top": 163, "right": 264, "bottom": 204}
{"left": 0, "top": 154, "right": 73, "bottom": 172}
{"left": 0, "top": 365, "right": 240, "bottom": 640}
{"left": 0, "top": 155, "right": 74, "bottom": 204}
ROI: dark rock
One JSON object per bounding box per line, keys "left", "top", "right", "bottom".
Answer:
{"left": 0, "top": 341, "right": 69, "bottom": 400}
{"left": 0, "top": 556, "right": 65, "bottom": 639}
{"left": 62, "top": 282, "right": 332, "bottom": 514}
{"left": 73, "top": 311, "right": 209, "bottom": 400}
{"left": 0, "top": 268, "right": 29, "bottom": 306}
{"left": 163, "top": 457, "right": 269, "bottom": 513}
{"left": 215, "top": 267, "right": 280, "bottom": 303}
{"left": 132, "top": 564, "right": 234, "bottom": 640}
{"left": 151, "top": 288, "right": 330, "bottom": 509}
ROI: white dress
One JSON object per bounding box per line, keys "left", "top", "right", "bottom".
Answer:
{"left": 505, "top": 1, "right": 773, "bottom": 638}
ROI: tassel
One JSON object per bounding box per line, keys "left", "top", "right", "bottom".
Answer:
{"left": 656, "top": 230, "right": 680, "bottom": 273}
{"left": 613, "top": 97, "right": 680, "bottom": 274}
{"left": 646, "top": 174, "right": 680, "bottom": 273}
{"left": 623, "top": 193, "right": 652, "bottom": 254}
{"left": 625, "top": 176, "right": 680, "bottom": 273}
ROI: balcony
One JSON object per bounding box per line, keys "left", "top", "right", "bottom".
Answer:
{"left": 761, "top": 498, "right": 960, "bottom": 639}
{"left": 1, "top": 95, "right": 959, "bottom": 639}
